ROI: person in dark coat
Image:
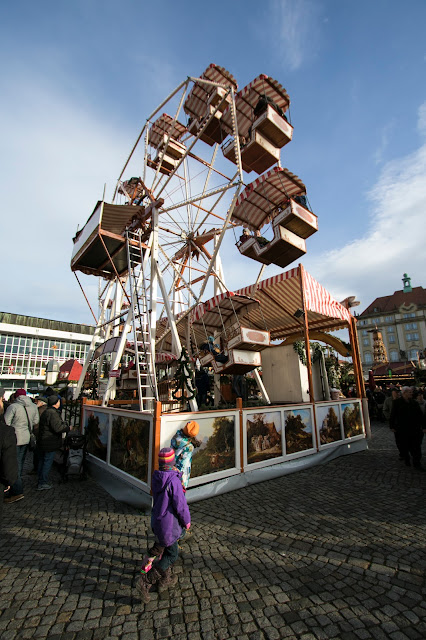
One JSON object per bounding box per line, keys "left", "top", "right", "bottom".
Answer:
{"left": 37, "top": 395, "right": 69, "bottom": 490}
{"left": 0, "top": 415, "right": 18, "bottom": 524}
{"left": 31, "top": 396, "right": 48, "bottom": 473}
{"left": 390, "top": 387, "right": 426, "bottom": 469}
{"left": 136, "top": 447, "right": 190, "bottom": 603}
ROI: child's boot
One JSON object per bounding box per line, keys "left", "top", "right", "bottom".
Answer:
{"left": 136, "top": 572, "right": 152, "bottom": 603}
{"left": 136, "top": 567, "right": 162, "bottom": 603}
{"left": 157, "top": 566, "right": 178, "bottom": 592}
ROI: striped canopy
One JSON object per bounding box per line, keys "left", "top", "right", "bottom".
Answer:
{"left": 184, "top": 64, "right": 238, "bottom": 121}
{"left": 231, "top": 167, "right": 306, "bottom": 230}
{"left": 148, "top": 113, "right": 187, "bottom": 149}
{"left": 156, "top": 267, "right": 352, "bottom": 354}
{"left": 236, "top": 266, "right": 352, "bottom": 340}
{"left": 221, "top": 74, "right": 290, "bottom": 139}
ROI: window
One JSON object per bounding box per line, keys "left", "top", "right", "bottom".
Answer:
{"left": 387, "top": 326, "right": 394, "bottom": 333}
{"left": 359, "top": 320, "right": 365, "bottom": 326}
{"left": 388, "top": 335, "right": 396, "bottom": 343}
{"left": 405, "top": 322, "right": 417, "bottom": 330}
{"left": 373, "top": 307, "right": 379, "bottom": 312}
{"left": 403, "top": 312, "right": 416, "bottom": 319}
{"left": 390, "top": 350, "right": 399, "bottom": 362}
{"left": 408, "top": 349, "right": 420, "bottom": 360}
{"left": 406, "top": 333, "right": 419, "bottom": 341}
{"left": 362, "top": 330, "right": 368, "bottom": 336}
{"left": 385, "top": 316, "right": 393, "bottom": 322}
{"left": 364, "top": 353, "right": 373, "bottom": 364}
{"left": 363, "top": 338, "right": 369, "bottom": 346}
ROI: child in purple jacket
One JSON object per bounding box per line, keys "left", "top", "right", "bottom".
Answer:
{"left": 137, "top": 447, "right": 191, "bottom": 603}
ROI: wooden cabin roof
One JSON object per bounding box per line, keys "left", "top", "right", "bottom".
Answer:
{"left": 232, "top": 167, "right": 306, "bottom": 230}
{"left": 221, "top": 74, "right": 290, "bottom": 139}
{"left": 184, "top": 63, "right": 238, "bottom": 121}
{"left": 148, "top": 113, "right": 187, "bottom": 149}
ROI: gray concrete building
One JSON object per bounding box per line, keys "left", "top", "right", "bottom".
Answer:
{"left": 0, "top": 311, "right": 95, "bottom": 396}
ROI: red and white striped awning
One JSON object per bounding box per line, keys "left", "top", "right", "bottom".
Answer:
{"left": 221, "top": 74, "right": 290, "bottom": 139}
{"left": 231, "top": 167, "right": 306, "bottom": 230}
{"left": 184, "top": 64, "right": 238, "bottom": 121}
{"left": 156, "top": 266, "right": 352, "bottom": 352}
{"left": 148, "top": 113, "right": 187, "bottom": 149}
{"left": 236, "top": 266, "right": 352, "bottom": 339}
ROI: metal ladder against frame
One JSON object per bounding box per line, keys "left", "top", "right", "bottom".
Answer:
{"left": 126, "top": 229, "right": 158, "bottom": 411}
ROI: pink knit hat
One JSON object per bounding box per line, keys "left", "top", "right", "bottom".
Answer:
{"left": 158, "top": 447, "right": 175, "bottom": 469}
{"left": 15, "top": 389, "right": 26, "bottom": 397}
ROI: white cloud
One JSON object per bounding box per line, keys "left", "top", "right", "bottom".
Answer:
{"left": 373, "top": 118, "right": 396, "bottom": 165}
{"left": 307, "top": 137, "right": 426, "bottom": 310}
{"left": 418, "top": 101, "right": 426, "bottom": 136}
{"left": 271, "top": 0, "right": 320, "bottom": 71}
{"left": 0, "top": 71, "right": 130, "bottom": 323}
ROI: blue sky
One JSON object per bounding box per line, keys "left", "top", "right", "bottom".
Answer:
{"left": 1, "top": 0, "right": 426, "bottom": 325}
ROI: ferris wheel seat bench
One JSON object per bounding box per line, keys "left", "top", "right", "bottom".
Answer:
{"left": 226, "top": 324, "right": 270, "bottom": 351}
{"left": 223, "top": 131, "right": 280, "bottom": 175}
{"left": 238, "top": 225, "right": 306, "bottom": 268}
{"left": 222, "top": 138, "right": 253, "bottom": 172}
{"left": 155, "top": 134, "right": 186, "bottom": 160}
{"left": 251, "top": 104, "right": 293, "bottom": 148}
{"left": 275, "top": 200, "right": 318, "bottom": 239}
{"left": 147, "top": 153, "right": 179, "bottom": 176}
{"left": 201, "top": 348, "right": 261, "bottom": 375}
{"left": 207, "top": 86, "right": 232, "bottom": 112}
{"left": 197, "top": 106, "right": 229, "bottom": 145}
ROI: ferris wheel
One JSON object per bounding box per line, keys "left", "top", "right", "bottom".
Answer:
{"left": 71, "top": 64, "right": 317, "bottom": 410}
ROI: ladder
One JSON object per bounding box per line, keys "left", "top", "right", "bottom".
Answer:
{"left": 126, "top": 229, "right": 158, "bottom": 411}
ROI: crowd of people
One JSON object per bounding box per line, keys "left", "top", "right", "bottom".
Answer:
{"left": 0, "top": 387, "right": 69, "bottom": 510}
{"left": 367, "top": 383, "right": 426, "bottom": 470}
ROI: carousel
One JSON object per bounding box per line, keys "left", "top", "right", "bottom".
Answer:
{"left": 70, "top": 64, "right": 368, "bottom": 506}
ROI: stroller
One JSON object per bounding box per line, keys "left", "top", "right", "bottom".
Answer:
{"left": 61, "top": 430, "right": 88, "bottom": 481}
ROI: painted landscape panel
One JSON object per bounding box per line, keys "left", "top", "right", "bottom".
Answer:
{"left": 317, "top": 405, "right": 342, "bottom": 444}
{"left": 284, "top": 408, "right": 313, "bottom": 454}
{"left": 84, "top": 410, "right": 109, "bottom": 461}
{"left": 110, "top": 414, "right": 151, "bottom": 482}
{"left": 190, "top": 415, "right": 236, "bottom": 478}
{"left": 246, "top": 411, "right": 282, "bottom": 463}
{"left": 342, "top": 402, "right": 363, "bottom": 438}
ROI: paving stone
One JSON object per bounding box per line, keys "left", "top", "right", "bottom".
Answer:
{"left": 1, "top": 421, "right": 425, "bottom": 640}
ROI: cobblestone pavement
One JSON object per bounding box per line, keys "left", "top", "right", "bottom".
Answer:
{"left": 1, "top": 421, "right": 426, "bottom": 640}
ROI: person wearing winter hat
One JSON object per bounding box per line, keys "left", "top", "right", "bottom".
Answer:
{"left": 170, "top": 421, "right": 201, "bottom": 490}
{"left": 4, "top": 389, "right": 39, "bottom": 503}
{"left": 136, "top": 447, "right": 191, "bottom": 603}
{"left": 37, "top": 395, "right": 69, "bottom": 490}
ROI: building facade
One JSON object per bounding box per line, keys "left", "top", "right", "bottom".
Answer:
{"left": 0, "top": 311, "right": 95, "bottom": 395}
{"left": 356, "top": 275, "right": 426, "bottom": 373}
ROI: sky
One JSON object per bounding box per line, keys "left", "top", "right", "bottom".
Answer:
{"left": 1, "top": 0, "right": 426, "bottom": 327}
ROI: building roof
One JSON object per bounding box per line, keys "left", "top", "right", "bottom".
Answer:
{"left": 360, "top": 286, "right": 426, "bottom": 316}
{"left": 0, "top": 312, "right": 95, "bottom": 336}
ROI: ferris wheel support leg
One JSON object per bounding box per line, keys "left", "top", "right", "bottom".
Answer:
{"left": 253, "top": 369, "right": 271, "bottom": 405}
{"left": 154, "top": 261, "right": 198, "bottom": 412}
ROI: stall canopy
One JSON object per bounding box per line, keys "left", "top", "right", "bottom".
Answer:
{"left": 231, "top": 167, "right": 306, "bottom": 230}
{"left": 236, "top": 266, "right": 352, "bottom": 339}
{"left": 156, "top": 265, "right": 352, "bottom": 353}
